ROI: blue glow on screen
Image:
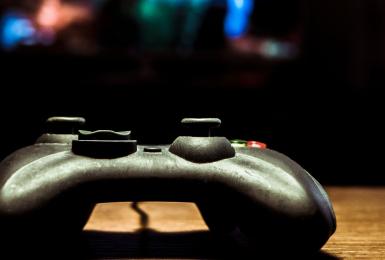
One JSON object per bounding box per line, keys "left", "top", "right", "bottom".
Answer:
{"left": 0, "top": 12, "right": 35, "bottom": 50}
{"left": 225, "top": 0, "right": 253, "bottom": 38}
{"left": 136, "top": 0, "right": 254, "bottom": 40}
{"left": 1, "top": 1, "right": 257, "bottom": 51}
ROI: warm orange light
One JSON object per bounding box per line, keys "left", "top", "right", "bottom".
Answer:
{"left": 37, "top": 0, "right": 60, "bottom": 28}
{"left": 36, "top": 0, "right": 91, "bottom": 31}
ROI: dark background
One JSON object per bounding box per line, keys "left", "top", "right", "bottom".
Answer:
{"left": 0, "top": 0, "right": 384, "bottom": 185}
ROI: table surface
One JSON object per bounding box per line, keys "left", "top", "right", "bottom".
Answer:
{"left": 83, "top": 186, "right": 385, "bottom": 259}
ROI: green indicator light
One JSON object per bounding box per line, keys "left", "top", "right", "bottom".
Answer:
{"left": 230, "top": 139, "right": 247, "bottom": 147}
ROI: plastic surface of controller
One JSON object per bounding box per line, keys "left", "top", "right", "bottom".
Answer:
{"left": 0, "top": 117, "right": 336, "bottom": 254}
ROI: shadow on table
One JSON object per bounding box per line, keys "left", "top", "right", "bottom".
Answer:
{"left": 81, "top": 229, "right": 340, "bottom": 260}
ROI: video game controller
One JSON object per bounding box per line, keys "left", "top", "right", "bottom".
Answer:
{"left": 0, "top": 117, "right": 336, "bottom": 254}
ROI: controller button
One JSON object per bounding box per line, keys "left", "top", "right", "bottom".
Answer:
{"left": 144, "top": 147, "right": 162, "bottom": 153}
{"left": 72, "top": 130, "right": 137, "bottom": 158}
{"left": 230, "top": 139, "right": 247, "bottom": 147}
{"left": 247, "top": 140, "right": 267, "bottom": 149}
{"left": 169, "top": 136, "right": 235, "bottom": 163}
{"left": 181, "top": 118, "right": 221, "bottom": 136}
{"left": 46, "top": 116, "right": 85, "bottom": 134}
{"left": 181, "top": 118, "right": 221, "bottom": 127}
{"left": 78, "top": 129, "right": 131, "bottom": 140}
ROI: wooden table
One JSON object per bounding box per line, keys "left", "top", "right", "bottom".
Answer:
{"left": 83, "top": 187, "right": 385, "bottom": 259}
{"left": 322, "top": 187, "right": 385, "bottom": 259}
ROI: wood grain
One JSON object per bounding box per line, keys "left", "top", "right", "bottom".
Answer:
{"left": 323, "top": 187, "right": 385, "bottom": 259}
{"left": 83, "top": 186, "right": 385, "bottom": 259}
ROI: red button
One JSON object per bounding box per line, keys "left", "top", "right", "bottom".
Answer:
{"left": 247, "top": 141, "right": 267, "bottom": 149}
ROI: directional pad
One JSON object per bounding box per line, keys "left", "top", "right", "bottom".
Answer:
{"left": 78, "top": 130, "right": 131, "bottom": 141}
{"left": 72, "top": 130, "right": 137, "bottom": 158}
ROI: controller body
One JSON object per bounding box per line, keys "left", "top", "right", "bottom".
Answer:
{"left": 0, "top": 117, "right": 336, "bottom": 254}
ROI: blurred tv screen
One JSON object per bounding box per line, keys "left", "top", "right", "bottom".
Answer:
{"left": 0, "top": 0, "right": 301, "bottom": 59}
